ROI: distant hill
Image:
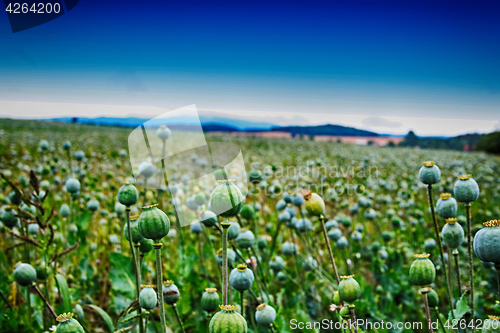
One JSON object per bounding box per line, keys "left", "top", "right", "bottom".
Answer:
{"left": 268, "top": 124, "right": 379, "bottom": 137}
{"left": 399, "top": 131, "right": 484, "bottom": 150}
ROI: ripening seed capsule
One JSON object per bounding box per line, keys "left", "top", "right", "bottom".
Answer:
{"left": 190, "top": 221, "right": 204, "bottom": 234}
{"left": 482, "top": 316, "right": 500, "bottom": 333}
{"left": 229, "top": 264, "right": 254, "bottom": 291}
{"left": 62, "top": 141, "right": 72, "bottom": 150}
{"left": 303, "top": 192, "right": 325, "bottom": 216}
{"left": 202, "top": 288, "right": 220, "bottom": 312}
{"left": 87, "top": 199, "right": 99, "bottom": 212}
{"left": 276, "top": 271, "right": 287, "bottom": 283}
{"left": 248, "top": 169, "right": 264, "bottom": 184}
{"left": 1, "top": 207, "right": 18, "bottom": 229}
{"left": 14, "top": 263, "right": 37, "bottom": 286}
{"left": 442, "top": 218, "right": 464, "bottom": 249}
{"left": 117, "top": 183, "right": 139, "bottom": 207}
{"left": 236, "top": 230, "right": 256, "bottom": 249}
{"left": 156, "top": 125, "right": 171, "bottom": 141}
{"left": 200, "top": 210, "right": 218, "bottom": 227}
{"left": 335, "top": 236, "right": 349, "bottom": 250}
{"left": 473, "top": 220, "right": 500, "bottom": 264}
{"left": 427, "top": 289, "right": 439, "bottom": 308}
{"left": 240, "top": 204, "right": 255, "bottom": 221}
{"left": 339, "top": 306, "right": 351, "bottom": 319}
{"left": 269, "top": 256, "right": 285, "bottom": 273}
{"left": 418, "top": 161, "right": 441, "bottom": 185}
{"left": 55, "top": 313, "right": 85, "bottom": 333}
{"left": 409, "top": 254, "right": 436, "bottom": 286}
{"left": 163, "top": 280, "right": 180, "bottom": 305}
{"left": 453, "top": 174, "right": 480, "bottom": 203}
{"left": 424, "top": 238, "right": 437, "bottom": 251}
{"left": 332, "top": 291, "right": 341, "bottom": 305}
{"left": 36, "top": 261, "right": 51, "bottom": 280}
{"left": 209, "top": 180, "right": 244, "bottom": 218}
{"left": 138, "top": 204, "right": 170, "bottom": 241}
{"left": 328, "top": 228, "right": 342, "bottom": 241}
{"left": 338, "top": 275, "right": 361, "bottom": 303}
{"left": 124, "top": 215, "right": 144, "bottom": 243}
{"left": 39, "top": 139, "right": 49, "bottom": 152}
{"left": 139, "top": 239, "right": 154, "bottom": 254}
{"left": 209, "top": 305, "right": 247, "bottom": 333}
{"left": 281, "top": 241, "right": 298, "bottom": 255}
{"left": 302, "top": 256, "right": 318, "bottom": 271}
{"left": 216, "top": 248, "right": 236, "bottom": 266}
{"left": 59, "top": 204, "right": 70, "bottom": 218}
{"left": 436, "top": 193, "right": 458, "bottom": 218}
{"left": 65, "top": 178, "right": 80, "bottom": 194}
{"left": 114, "top": 202, "right": 126, "bottom": 214}
{"left": 139, "top": 286, "right": 157, "bottom": 310}
{"left": 255, "top": 303, "right": 276, "bottom": 326}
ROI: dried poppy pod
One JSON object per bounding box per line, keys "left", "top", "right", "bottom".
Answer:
{"left": 303, "top": 191, "right": 325, "bottom": 216}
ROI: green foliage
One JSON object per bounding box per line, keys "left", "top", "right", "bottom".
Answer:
{"left": 476, "top": 131, "right": 500, "bottom": 154}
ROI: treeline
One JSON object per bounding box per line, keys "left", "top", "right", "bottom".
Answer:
{"left": 398, "top": 131, "right": 488, "bottom": 152}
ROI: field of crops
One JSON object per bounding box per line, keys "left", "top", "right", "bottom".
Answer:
{"left": 0, "top": 118, "right": 499, "bottom": 333}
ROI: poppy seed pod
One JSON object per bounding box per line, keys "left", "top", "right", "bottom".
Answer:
{"left": 209, "top": 305, "right": 247, "bottom": 333}
{"left": 291, "top": 193, "right": 304, "bottom": 207}
{"left": 201, "top": 288, "right": 220, "bottom": 312}
{"left": 163, "top": 280, "right": 180, "bottom": 305}
{"left": 156, "top": 125, "right": 171, "bottom": 141}
{"left": 240, "top": 204, "right": 255, "bottom": 221}
{"left": 426, "top": 288, "right": 439, "bottom": 308}
{"left": 62, "top": 141, "right": 71, "bottom": 150}
{"left": 138, "top": 204, "right": 170, "bottom": 241}
{"left": 216, "top": 248, "right": 236, "bottom": 266}
{"left": 1, "top": 207, "right": 19, "bottom": 228}
{"left": 269, "top": 256, "right": 285, "bottom": 273}
{"left": 409, "top": 254, "right": 436, "bottom": 286}
{"left": 248, "top": 169, "right": 264, "bottom": 184}
{"left": 117, "top": 183, "right": 139, "bottom": 207}
{"left": 139, "top": 286, "right": 158, "bottom": 310}
{"left": 278, "top": 210, "right": 291, "bottom": 223}
{"left": 87, "top": 199, "right": 99, "bottom": 212}
{"left": 209, "top": 180, "right": 244, "bottom": 218}
{"left": 441, "top": 218, "right": 464, "bottom": 249}
{"left": 255, "top": 303, "right": 276, "bottom": 326}
{"left": 436, "top": 193, "right": 458, "bottom": 218}
{"left": 138, "top": 161, "right": 156, "bottom": 179}
{"left": 36, "top": 261, "right": 50, "bottom": 280}
{"left": 236, "top": 230, "right": 256, "bottom": 249}
{"left": 338, "top": 275, "right": 361, "bottom": 303}
{"left": 332, "top": 291, "right": 341, "bottom": 305}
{"left": 14, "top": 263, "right": 37, "bottom": 286}
{"left": 335, "top": 236, "right": 349, "bottom": 250}
{"left": 59, "top": 204, "right": 70, "bottom": 218}
{"left": 139, "top": 239, "right": 154, "bottom": 254}
{"left": 227, "top": 222, "right": 241, "bottom": 240}
{"left": 281, "top": 241, "right": 298, "bottom": 255}
{"left": 453, "top": 174, "right": 480, "bottom": 203}
{"left": 124, "top": 215, "right": 144, "bottom": 243}
{"left": 55, "top": 313, "right": 85, "bottom": 333}
{"left": 275, "top": 199, "right": 287, "bottom": 211}
{"left": 482, "top": 316, "right": 500, "bottom": 333}
{"left": 190, "top": 221, "right": 204, "bottom": 234}
{"left": 328, "top": 228, "right": 342, "bottom": 241}
{"left": 473, "top": 220, "right": 500, "bottom": 264}
{"left": 418, "top": 161, "right": 441, "bottom": 185}
{"left": 229, "top": 264, "right": 255, "bottom": 291}
{"left": 200, "top": 210, "right": 218, "bottom": 227}
{"left": 295, "top": 218, "right": 312, "bottom": 233}
{"left": 303, "top": 191, "right": 325, "bottom": 216}
{"left": 65, "top": 178, "right": 81, "bottom": 194}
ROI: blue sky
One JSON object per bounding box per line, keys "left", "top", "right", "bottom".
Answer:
{"left": 0, "top": 0, "right": 499, "bottom": 136}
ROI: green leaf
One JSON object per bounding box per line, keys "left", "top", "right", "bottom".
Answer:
{"left": 55, "top": 274, "right": 72, "bottom": 313}
{"left": 448, "top": 292, "right": 470, "bottom": 321}
{"left": 86, "top": 305, "right": 115, "bottom": 333}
